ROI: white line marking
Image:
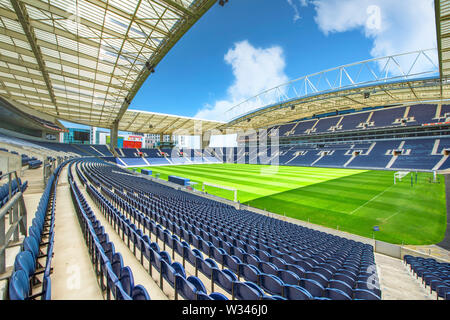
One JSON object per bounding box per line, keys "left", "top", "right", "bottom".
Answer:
{"left": 382, "top": 210, "right": 401, "bottom": 222}
{"left": 349, "top": 183, "right": 396, "bottom": 215}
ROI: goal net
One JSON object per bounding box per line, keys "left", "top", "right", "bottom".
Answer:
{"left": 394, "top": 171, "right": 410, "bottom": 184}
{"left": 202, "top": 182, "right": 237, "bottom": 202}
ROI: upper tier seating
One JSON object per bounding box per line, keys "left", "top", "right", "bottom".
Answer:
{"left": 338, "top": 113, "right": 370, "bottom": 132}
{"left": 312, "top": 117, "right": 342, "bottom": 134}
{"left": 25, "top": 140, "right": 90, "bottom": 156}
{"left": 120, "top": 148, "right": 140, "bottom": 158}
{"left": 370, "top": 106, "right": 405, "bottom": 128}
{"left": 294, "top": 120, "right": 318, "bottom": 136}
{"left": 105, "top": 136, "right": 450, "bottom": 171}
{"left": 76, "top": 144, "right": 114, "bottom": 157}
{"left": 346, "top": 140, "right": 403, "bottom": 169}
{"left": 407, "top": 105, "right": 437, "bottom": 126}
{"left": 272, "top": 104, "right": 442, "bottom": 138}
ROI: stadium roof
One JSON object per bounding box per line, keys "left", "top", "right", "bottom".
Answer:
{"left": 218, "top": 1, "right": 450, "bottom": 132}
{"left": 436, "top": 0, "right": 450, "bottom": 79}
{"left": 219, "top": 48, "right": 448, "bottom": 131}
{"left": 0, "top": 0, "right": 217, "bottom": 131}
{"left": 121, "top": 109, "right": 224, "bottom": 135}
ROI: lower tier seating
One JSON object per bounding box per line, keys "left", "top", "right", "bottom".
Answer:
{"left": 74, "top": 159, "right": 382, "bottom": 300}
{"left": 403, "top": 255, "right": 450, "bottom": 300}
{"left": 9, "top": 161, "right": 67, "bottom": 300}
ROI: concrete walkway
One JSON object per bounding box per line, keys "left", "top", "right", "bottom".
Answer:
{"left": 51, "top": 165, "right": 103, "bottom": 300}
{"left": 73, "top": 164, "right": 168, "bottom": 300}
{"left": 375, "top": 253, "right": 433, "bottom": 300}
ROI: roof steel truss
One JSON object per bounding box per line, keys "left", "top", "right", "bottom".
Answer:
{"left": 0, "top": 0, "right": 216, "bottom": 129}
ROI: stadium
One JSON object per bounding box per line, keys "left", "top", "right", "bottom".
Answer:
{"left": 0, "top": 0, "right": 449, "bottom": 303}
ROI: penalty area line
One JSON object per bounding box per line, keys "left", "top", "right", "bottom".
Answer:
{"left": 348, "top": 183, "right": 397, "bottom": 215}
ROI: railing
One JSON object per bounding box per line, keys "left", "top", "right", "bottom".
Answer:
{"left": 0, "top": 170, "right": 27, "bottom": 275}
{"left": 43, "top": 157, "right": 57, "bottom": 186}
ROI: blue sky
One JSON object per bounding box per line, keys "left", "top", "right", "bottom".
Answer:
{"left": 131, "top": 0, "right": 376, "bottom": 118}
{"left": 130, "top": 0, "right": 437, "bottom": 121}
{"left": 61, "top": 0, "right": 437, "bottom": 130}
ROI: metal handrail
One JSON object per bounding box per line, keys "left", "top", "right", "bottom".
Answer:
{"left": 0, "top": 170, "right": 27, "bottom": 275}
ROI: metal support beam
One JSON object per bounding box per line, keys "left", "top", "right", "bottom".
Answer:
{"left": 10, "top": 0, "right": 58, "bottom": 115}
{"left": 135, "top": 114, "right": 157, "bottom": 133}
{"left": 112, "top": 0, "right": 217, "bottom": 124}
{"left": 201, "top": 130, "right": 211, "bottom": 149}
{"left": 159, "top": 0, "right": 196, "bottom": 16}
{"left": 124, "top": 112, "right": 141, "bottom": 131}
{"left": 110, "top": 122, "right": 119, "bottom": 150}
{"left": 435, "top": 0, "right": 444, "bottom": 98}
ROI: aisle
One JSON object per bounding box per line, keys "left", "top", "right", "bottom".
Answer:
{"left": 51, "top": 165, "right": 103, "bottom": 300}
{"left": 375, "top": 253, "right": 433, "bottom": 300}
{"left": 73, "top": 163, "right": 168, "bottom": 300}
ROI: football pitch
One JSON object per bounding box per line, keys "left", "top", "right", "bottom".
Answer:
{"left": 131, "top": 164, "right": 446, "bottom": 245}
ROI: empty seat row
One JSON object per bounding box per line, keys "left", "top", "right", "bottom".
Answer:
{"left": 404, "top": 255, "right": 450, "bottom": 300}
{"left": 9, "top": 161, "right": 67, "bottom": 300}
{"left": 78, "top": 160, "right": 381, "bottom": 300}
{"left": 68, "top": 161, "right": 151, "bottom": 300}
{"left": 0, "top": 177, "right": 27, "bottom": 208}
{"left": 79, "top": 167, "right": 230, "bottom": 300}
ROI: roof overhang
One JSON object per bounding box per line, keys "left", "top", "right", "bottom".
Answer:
{"left": 436, "top": 0, "right": 450, "bottom": 78}
{"left": 120, "top": 109, "right": 225, "bottom": 135}
{"left": 0, "top": 0, "right": 217, "bottom": 129}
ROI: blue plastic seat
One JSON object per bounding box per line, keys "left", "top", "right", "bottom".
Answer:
{"left": 210, "top": 292, "right": 229, "bottom": 300}
{"left": 197, "top": 258, "right": 218, "bottom": 282}
{"left": 119, "top": 266, "right": 134, "bottom": 297}
{"left": 278, "top": 269, "right": 301, "bottom": 286}
{"left": 131, "top": 284, "right": 151, "bottom": 300}
{"left": 301, "top": 278, "right": 325, "bottom": 297}
{"left": 240, "top": 264, "right": 261, "bottom": 285}
{"left": 259, "top": 273, "right": 284, "bottom": 296}
{"left": 161, "top": 260, "right": 185, "bottom": 290}
{"left": 9, "top": 270, "right": 29, "bottom": 300}
{"left": 328, "top": 279, "right": 354, "bottom": 297}
{"left": 14, "top": 251, "right": 37, "bottom": 280}
{"left": 175, "top": 275, "right": 207, "bottom": 300}
{"left": 223, "top": 255, "right": 241, "bottom": 278}
{"left": 212, "top": 268, "right": 238, "bottom": 294}
{"left": 283, "top": 284, "right": 313, "bottom": 300}
{"left": 233, "top": 281, "right": 264, "bottom": 300}
{"left": 355, "top": 280, "right": 381, "bottom": 297}
{"left": 353, "top": 288, "right": 381, "bottom": 300}
{"left": 325, "top": 287, "right": 352, "bottom": 300}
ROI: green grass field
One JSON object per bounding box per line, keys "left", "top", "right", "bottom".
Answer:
{"left": 131, "top": 164, "right": 447, "bottom": 245}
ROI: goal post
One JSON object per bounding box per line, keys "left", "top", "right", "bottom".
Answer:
{"left": 394, "top": 171, "right": 410, "bottom": 184}
{"left": 202, "top": 182, "right": 237, "bottom": 202}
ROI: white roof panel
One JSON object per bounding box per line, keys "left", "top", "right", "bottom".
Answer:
{"left": 0, "top": 0, "right": 217, "bottom": 129}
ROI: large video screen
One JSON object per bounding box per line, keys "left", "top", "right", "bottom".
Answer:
{"left": 74, "top": 131, "right": 90, "bottom": 142}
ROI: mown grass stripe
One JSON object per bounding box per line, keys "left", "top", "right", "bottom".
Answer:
{"left": 132, "top": 164, "right": 446, "bottom": 245}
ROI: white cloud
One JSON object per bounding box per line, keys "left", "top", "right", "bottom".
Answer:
{"left": 287, "top": 0, "right": 310, "bottom": 22}
{"left": 300, "top": 0, "right": 309, "bottom": 6}
{"left": 309, "top": 0, "right": 438, "bottom": 72}
{"left": 195, "top": 40, "right": 289, "bottom": 121}
{"left": 287, "top": 0, "right": 301, "bottom": 22}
